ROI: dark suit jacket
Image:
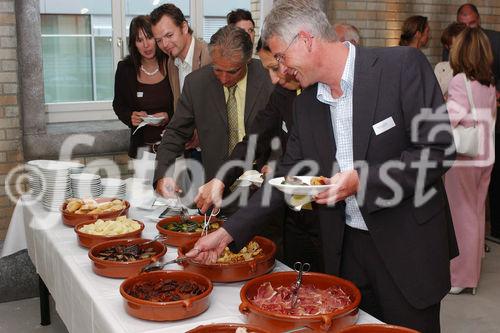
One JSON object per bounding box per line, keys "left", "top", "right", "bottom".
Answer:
{"left": 223, "top": 46, "right": 458, "bottom": 310}
{"left": 154, "top": 59, "right": 274, "bottom": 185}
{"left": 221, "top": 85, "right": 297, "bottom": 187}
{"left": 442, "top": 28, "right": 500, "bottom": 91}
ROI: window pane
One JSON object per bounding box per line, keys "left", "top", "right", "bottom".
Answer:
{"left": 40, "top": 0, "right": 112, "bottom": 104}
{"left": 42, "top": 36, "right": 93, "bottom": 103}
{"left": 93, "top": 15, "right": 113, "bottom": 100}
{"left": 203, "top": 0, "right": 251, "bottom": 42}
{"left": 41, "top": 14, "right": 90, "bottom": 35}
{"left": 125, "top": 0, "right": 190, "bottom": 38}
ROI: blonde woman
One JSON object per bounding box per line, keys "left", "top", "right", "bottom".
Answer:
{"left": 445, "top": 27, "right": 497, "bottom": 294}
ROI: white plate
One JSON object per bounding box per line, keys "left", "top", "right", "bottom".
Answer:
{"left": 268, "top": 176, "right": 333, "bottom": 195}
{"left": 140, "top": 115, "right": 164, "bottom": 125}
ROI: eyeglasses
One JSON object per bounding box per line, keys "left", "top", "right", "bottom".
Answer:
{"left": 212, "top": 64, "right": 244, "bottom": 75}
{"left": 274, "top": 34, "right": 299, "bottom": 64}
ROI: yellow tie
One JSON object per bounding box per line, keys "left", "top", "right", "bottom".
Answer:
{"left": 226, "top": 85, "right": 239, "bottom": 153}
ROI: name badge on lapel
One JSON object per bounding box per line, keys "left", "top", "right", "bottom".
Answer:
{"left": 282, "top": 121, "right": 288, "bottom": 133}
{"left": 137, "top": 92, "right": 143, "bottom": 98}
{"left": 372, "top": 117, "right": 395, "bottom": 135}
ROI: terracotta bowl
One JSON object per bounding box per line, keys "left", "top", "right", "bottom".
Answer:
{"left": 186, "top": 323, "right": 271, "bottom": 333}
{"left": 74, "top": 219, "right": 144, "bottom": 248}
{"left": 156, "top": 215, "right": 224, "bottom": 247}
{"left": 61, "top": 198, "right": 130, "bottom": 227}
{"left": 120, "top": 270, "right": 213, "bottom": 321}
{"left": 239, "top": 272, "right": 361, "bottom": 332}
{"left": 88, "top": 238, "right": 167, "bottom": 278}
{"left": 177, "top": 236, "right": 276, "bottom": 282}
{"left": 338, "top": 324, "right": 419, "bottom": 333}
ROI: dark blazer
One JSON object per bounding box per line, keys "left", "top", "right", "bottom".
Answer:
{"left": 223, "top": 46, "right": 458, "bottom": 310}
{"left": 112, "top": 58, "right": 173, "bottom": 158}
{"left": 154, "top": 59, "right": 274, "bottom": 185}
{"left": 222, "top": 85, "right": 297, "bottom": 187}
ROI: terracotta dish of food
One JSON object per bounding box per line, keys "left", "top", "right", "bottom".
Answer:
{"left": 239, "top": 271, "right": 361, "bottom": 332}
{"left": 156, "top": 215, "right": 223, "bottom": 247}
{"left": 61, "top": 197, "right": 129, "bottom": 227}
{"left": 88, "top": 238, "right": 166, "bottom": 278}
{"left": 74, "top": 217, "right": 144, "bottom": 248}
{"left": 178, "top": 236, "right": 276, "bottom": 282}
{"left": 120, "top": 270, "right": 213, "bottom": 321}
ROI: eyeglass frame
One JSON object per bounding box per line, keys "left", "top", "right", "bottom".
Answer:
{"left": 274, "top": 34, "right": 299, "bottom": 64}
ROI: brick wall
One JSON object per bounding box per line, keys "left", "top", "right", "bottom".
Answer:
{"left": 0, "top": 0, "right": 19, "bottom": 241}
{"left": 326, "top": 0, "right": 500, "bottom": 66}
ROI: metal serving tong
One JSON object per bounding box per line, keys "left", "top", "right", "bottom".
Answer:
{"left": 290, "top": 261, "right": 311, "bottom": 308}
{"left": 202, "top": 207, "right": 220, "bottom": 236}
{"left": 141, "top": 257, "right": 188, "bottom": 273}
{"left": 123, "top": 235, "right": 166, "bottom": 253}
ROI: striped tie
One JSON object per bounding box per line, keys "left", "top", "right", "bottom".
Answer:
{"left": 226, "top": 85, "right": 239, "bottom": 153}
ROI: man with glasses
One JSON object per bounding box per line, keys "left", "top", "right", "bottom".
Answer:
{"left": 153, "top": 25, "right": 274, "bottom": 215}
{"left": 187, "top": 1, "right": 457, "bottom": 332}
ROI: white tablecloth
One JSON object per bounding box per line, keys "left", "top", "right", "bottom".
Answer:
{"left": 3, "top": 197, "right": 381, "bottom": 332}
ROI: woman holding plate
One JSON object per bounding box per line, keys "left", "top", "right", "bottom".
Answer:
{"left": 113, "top": 15, "right": 173, "bottom": 158}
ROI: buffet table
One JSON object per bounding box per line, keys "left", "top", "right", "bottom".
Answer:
{"left": 4, "top": 196, "right": 382, "bottom": 332}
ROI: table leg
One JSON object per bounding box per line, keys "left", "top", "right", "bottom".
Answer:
{"left": 38, "top": 275, "right": 51, "bottom": 326}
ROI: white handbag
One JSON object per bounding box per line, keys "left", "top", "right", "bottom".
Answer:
{"left": 452, "top": 74, "right": 479, "bottom": 157}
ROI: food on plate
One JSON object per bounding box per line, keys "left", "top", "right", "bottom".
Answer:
{"left": 251, "top": 281, "right": 352, "bottom": 316}
{"left": 163, "top": 220, "right": 220, "bottom": 233}
{"left": 65, "top": 198, "right": 126, "bottom": 214}
{"left": 281, "top": 176, "right": 307, "bottom": 186}
{"left": 281, "top": 176, "right": 328, "bottom": 186}
{"left": 310, "top": 176, "right": 328, "bottom": 185}
{"left": 217, "top": 241, "right": 263, "bottom": 264}
{"left": 125, "top": 278, "right": 206, "bottom": 302}
{"left": 96, "top": 245, "right": 157, "bottom": 262}
{"left": 78, "top": 216, "right": 140, "bottom": 236}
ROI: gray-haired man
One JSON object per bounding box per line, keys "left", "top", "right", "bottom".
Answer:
{"left": 186, "top": 1, "right": 456, "bottom": 332}
{"left": 154, "top": 25, "right": 274, "bottom": 213}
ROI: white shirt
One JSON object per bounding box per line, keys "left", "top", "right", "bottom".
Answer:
{"left": 434, "top": 61, "right": 453, "bottom": 97}
{"left": 174, "top": 36, "right": 195, "bottom": 91}
{"left": 316, "top": 42, "right": 368, "bottom": 231}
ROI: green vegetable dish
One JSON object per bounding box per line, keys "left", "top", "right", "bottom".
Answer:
{"left": 163, "top": 221, "right": 220, "bottom": 233}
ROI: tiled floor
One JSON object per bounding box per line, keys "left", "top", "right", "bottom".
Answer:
{"left": 0, "top": 242, "right": 499, "bottom": 333}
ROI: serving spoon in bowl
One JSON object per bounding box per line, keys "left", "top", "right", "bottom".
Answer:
{"left": 141, "top": 256, "right": 188, "bottom": 273}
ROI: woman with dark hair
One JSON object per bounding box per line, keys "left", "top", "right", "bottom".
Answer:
{"left": 445, "top": 27, "right": 497, "bottom": 294}
{"left": 113, "top": 15, "right": 173, "bottom": 158}
{"left": 227, "top": 8, "right": 255, "bottom": 44}
{"left": 399, "top": 15, "right": 430, "bottom": 48}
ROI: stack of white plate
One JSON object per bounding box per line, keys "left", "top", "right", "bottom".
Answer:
{"left": 70, "top": 173, "right": 102, "bottom": 198}
{"left": 101, "top": 178, "right": 126, "bottom": 199}
{"left": 26, "top": 160, "right": 84, "bottom": 209}
{"left": 36, "top": 162, "right": 74, "bottom": 211}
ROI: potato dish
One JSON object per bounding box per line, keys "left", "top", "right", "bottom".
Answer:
{"left": 217, "top": 241, "right": 263, "bottom": 264}
{"left": 65, "top": 198, "right": 126, "bottom": 214}
{"left": 78, "top": 216, "right": 140, "bottom": 236}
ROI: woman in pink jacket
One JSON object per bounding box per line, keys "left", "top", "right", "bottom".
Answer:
{"left": 445, "top": 27, "right": 497, "bottom": 294}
